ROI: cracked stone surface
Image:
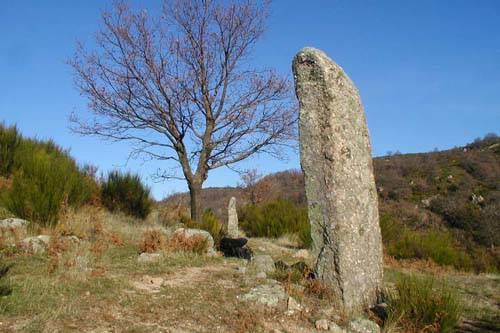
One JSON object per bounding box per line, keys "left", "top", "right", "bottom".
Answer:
{"left": 293, "top": 47, "right": 383, "bottom": 315}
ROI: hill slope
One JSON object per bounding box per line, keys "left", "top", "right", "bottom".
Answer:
{"left": 162, "top": 134, "right": 499, "bottom": 268}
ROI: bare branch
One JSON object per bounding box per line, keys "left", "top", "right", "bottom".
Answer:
{"left": 69, "top": 0, "right": 296, "bottom": 222}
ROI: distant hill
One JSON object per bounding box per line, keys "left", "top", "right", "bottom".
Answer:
{"left": 162, "top": 134, "right": 500, "bottom": 249}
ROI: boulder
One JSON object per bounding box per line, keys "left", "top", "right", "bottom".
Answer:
{"left": 173, "top": 228, "right": 215, "bottom": 253}
{"left": 0, "top": 218, "right": 30, "bottom": 243}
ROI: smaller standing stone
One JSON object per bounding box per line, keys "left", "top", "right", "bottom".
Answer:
{"left": 227, "top": 197, "right": 239, "bottom": 237}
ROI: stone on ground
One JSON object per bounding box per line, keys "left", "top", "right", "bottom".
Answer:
{"left": 0, "top": 218, "right": 30, "bottom": 244}
{"left": 20, "top": 235, "right": 51, "bottom": 253}
{"left": 293, "top": 47, "right": 383, "bottom": 315}
{"left": 173, "top": 228, "right": 215, "bottom": 255}
{"left": 249, "top": 254, "right": 275, "bottom": 275}
{"left": 237, "top": 284, "right": 286, "bottom": 307}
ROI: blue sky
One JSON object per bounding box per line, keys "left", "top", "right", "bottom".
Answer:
{"left": 1, "top": 0, "right": 499, "bottom": 199}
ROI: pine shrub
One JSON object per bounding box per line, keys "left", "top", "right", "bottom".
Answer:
{"left": 4, "top": 139, "right": 95, "bottom": 226}
{"left": 101, "top": 170, "right": 152, "bottom": 219}
{"left": 239, "top": 199, "right": 311, "bottom": 248}
{"left": 0, "top": 124, "right": 21, "bottom": 177}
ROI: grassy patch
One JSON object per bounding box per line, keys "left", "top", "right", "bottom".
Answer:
{"left": 385, "top": 273, "right": 462, "bottom": 333}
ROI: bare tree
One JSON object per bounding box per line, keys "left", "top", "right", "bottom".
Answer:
{"left": 69, "top": 0, "right": 296, "bottom": 223}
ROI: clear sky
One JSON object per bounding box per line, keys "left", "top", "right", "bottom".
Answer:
{"left": 1, "top": 0, "right": 499, "bottom": 199}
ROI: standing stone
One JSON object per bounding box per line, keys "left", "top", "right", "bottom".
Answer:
{"left": 227, "top": 197, "right": 239, "bottom": 237}
{"left": 292, "top": 47, "right": 383, "bottom": 315}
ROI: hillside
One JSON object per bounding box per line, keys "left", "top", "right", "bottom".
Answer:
{"left": 162, "top": 134, "right": 500, "bottom": 269}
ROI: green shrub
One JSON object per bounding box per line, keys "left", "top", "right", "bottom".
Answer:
{"left": 0, "top": 124, "right": 21, "bottom": 177}
{"left": 186, "top": 209, "right": 225, "bottom": 247}
{"left": 387, "top": 228, "right": 472, "bottom": 270}
{"left": 239, "top": 199, "right": 311, "bottom": 248}
{"left": 385, "top": 274, "right": 461, "bottom": 333}
{"left": 101, "top": 170, "right": 152, "bottom": 219}
{"left": 379, "top": 212, "right": 403, "bottom": 244}
{"left": 4, "top": 140, "right": 94, "bottom": 226}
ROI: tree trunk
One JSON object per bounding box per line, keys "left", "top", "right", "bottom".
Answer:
{"left": 188, "top": 180, "right": 203, "bottom": 224}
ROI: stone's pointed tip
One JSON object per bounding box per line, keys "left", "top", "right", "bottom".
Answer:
{"left": 292, "top": 46, "right": 337, "bottom": 74}
{"left": 294, "top": 46, "right": 328, "bottom": 60}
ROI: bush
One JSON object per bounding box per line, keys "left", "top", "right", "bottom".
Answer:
{"left": 387, "top": 229, "right": 472, "bottom": 270}
{"left": 140, "top": 229, "right": 167, "bottom": 253}
{"left": 166, "top": 232, "right": 208, "bottom": 254}
{"left": 186, "top": 209, "right": 225, "bottom": 247}
{"left": 4, "top": 139, "right": 95, "bottom": 226}
{"left": 385, "top": 274, "right": 461, "bottom": 333}
{"left": 0, "top": 124, "right": 21, "bottom": 177}
{"left": 239, "top": 199, "right": 311, "bottom": 248}
{"left": 379, "top": 213, "right": 402, "bottom": 244}
{"left": 101, "top": 170, "right": 153, "bottom": 219}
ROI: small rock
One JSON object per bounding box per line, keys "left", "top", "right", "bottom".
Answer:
{"left": 0, "top": 218, "right": 29, "bottom": 231}
{"left": 237, "top": 284, "right": 286, "bottom": 307}
{"left": 347, "top": 318, "right": 380, "bottom": 333}
{"left": 471, "top": 193, "right": 484, "bottom": 205}
{"left": 137, "top": 252, "right": 161, "bottom": 263}
{"left": 20, "top": 235, "right": 51, "bottom": 254}
{"left": 287, "top": 296, "right": 301, "bottom": 313}
{"left": 316, "top": 319, "right": 329, "bottom": 330}
{"left": 256, "top": 272, "right": 267, "bottom": 279}
{"left": 249, "top": 254, "right": 275, "bottom": 274}
{"left": 0, "top": 218, "right": 30, "bottom": 244}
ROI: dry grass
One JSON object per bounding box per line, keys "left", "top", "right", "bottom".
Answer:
{"left": 0, "top": 205, "right": 498, "bottom": 332}
{"left": 139, "top": 229, "right": 167, "bottom": 253}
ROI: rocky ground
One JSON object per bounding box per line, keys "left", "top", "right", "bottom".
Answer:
{"left": 0, "top": 213, "right": 498, "bottom": 332}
